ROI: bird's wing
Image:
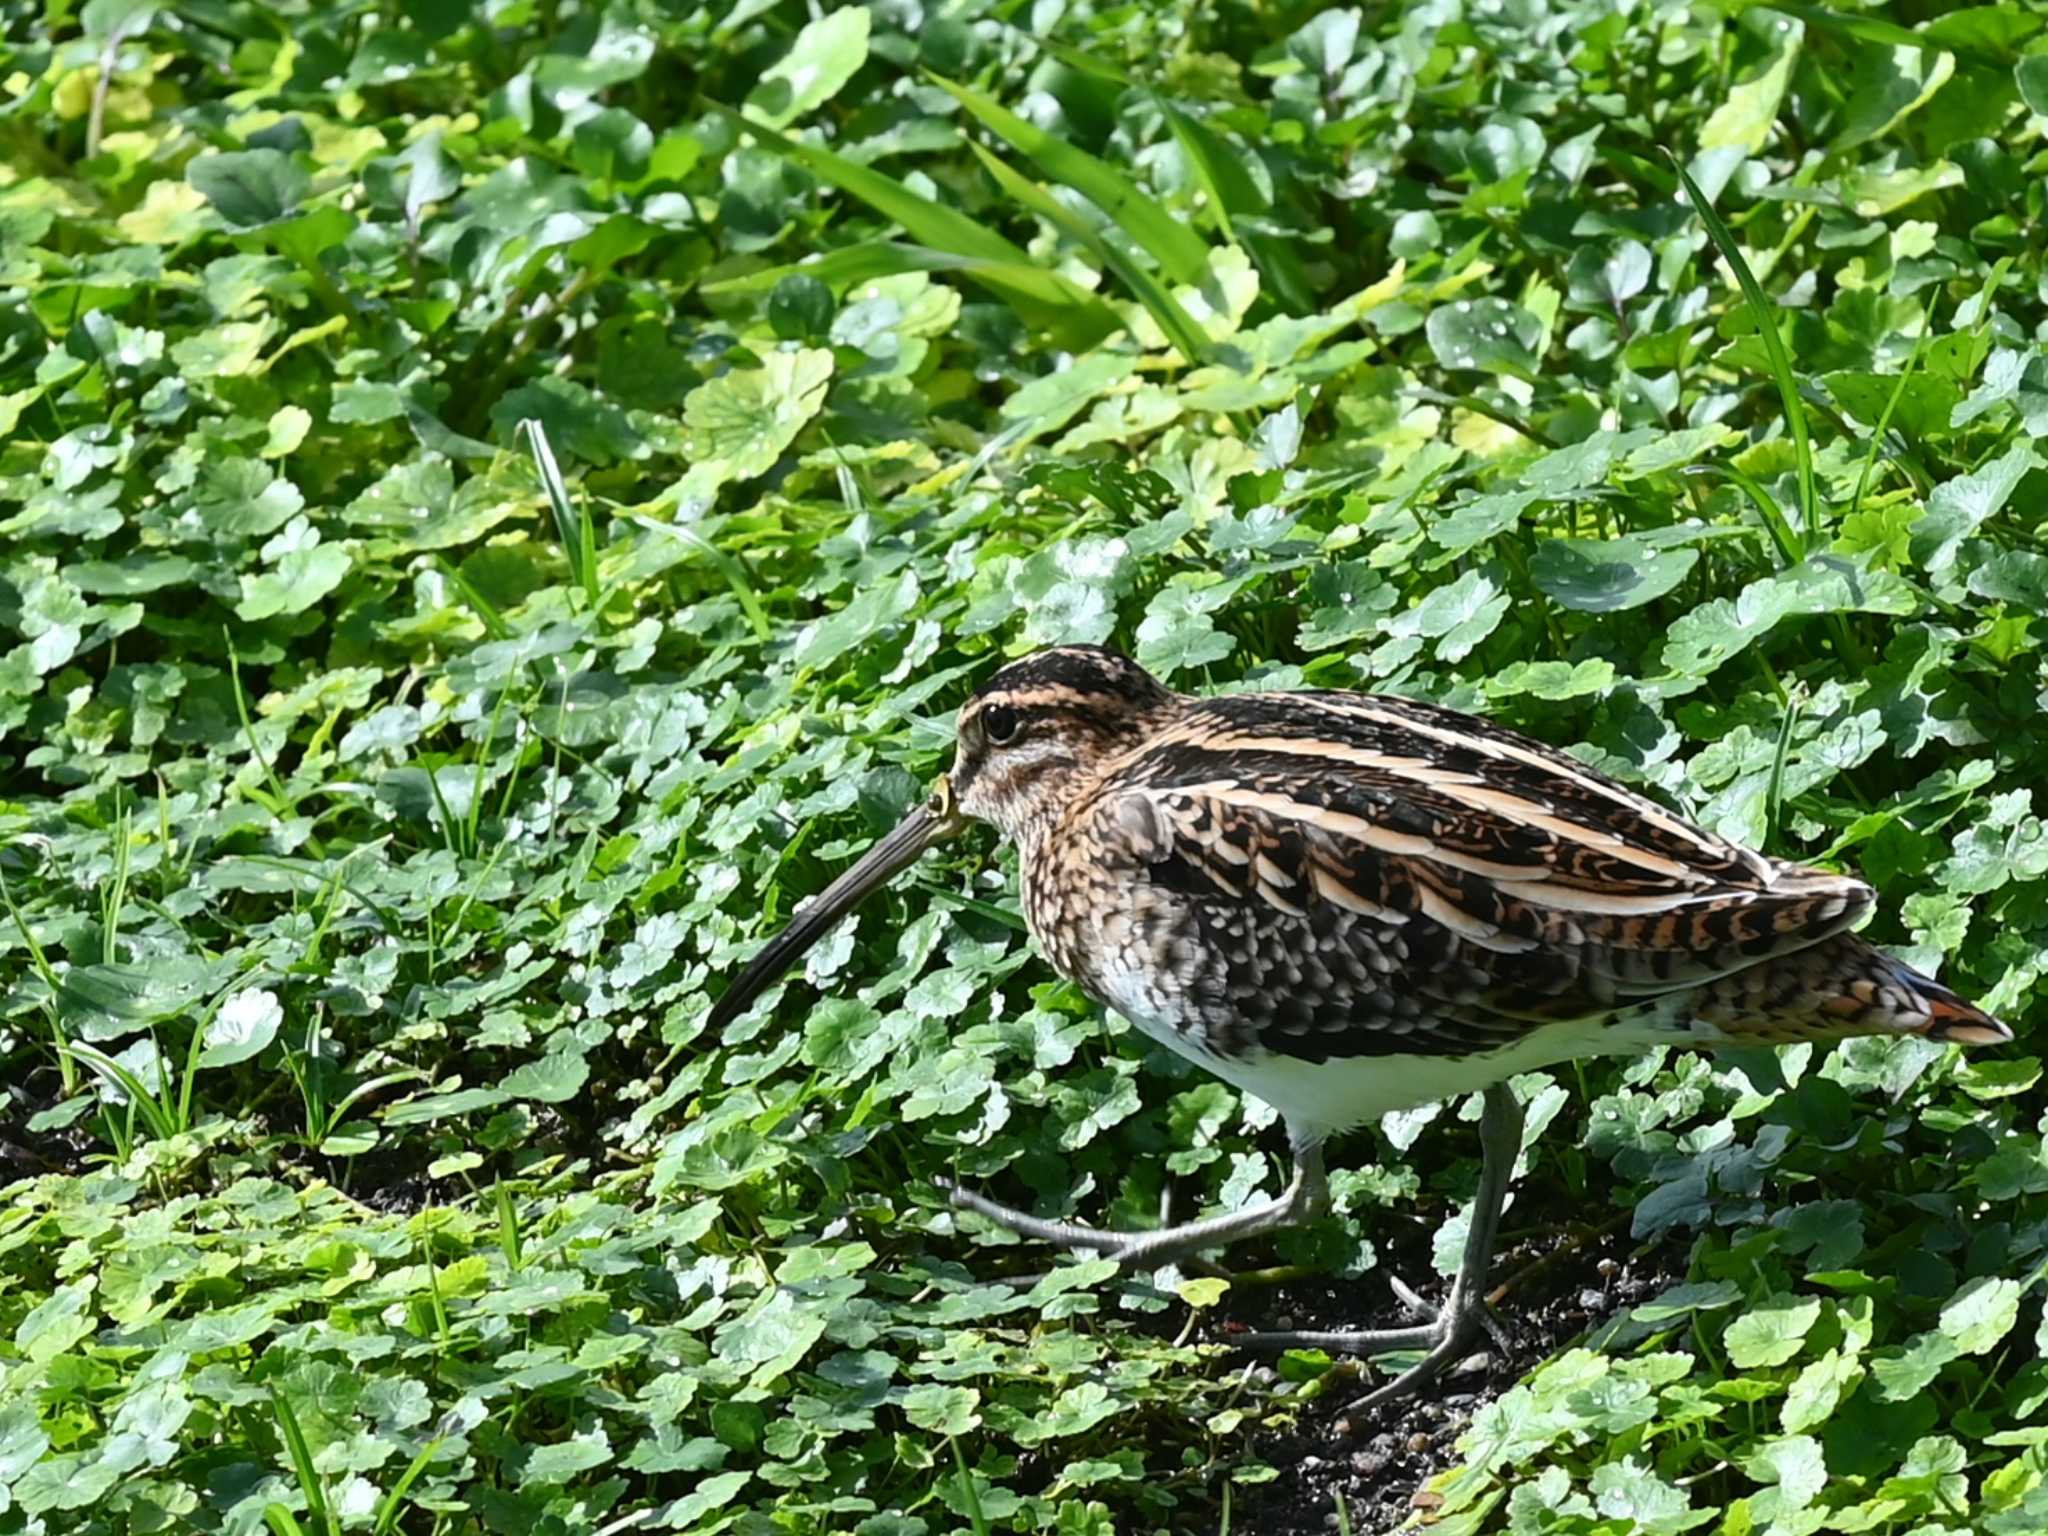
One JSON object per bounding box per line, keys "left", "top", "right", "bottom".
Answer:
{"left": 1081, "top": 690, "right": 1871, "bottom": 1061}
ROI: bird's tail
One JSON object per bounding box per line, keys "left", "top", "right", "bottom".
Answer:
{"left": 1903, "top": 969, "right": 2014, "bottom": 1046}
{"left": 1697, "top": 935, "right": 2012, "bottom": 1047}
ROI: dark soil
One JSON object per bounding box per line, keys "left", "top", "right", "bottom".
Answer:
{"left": 0, "top": 1070, "right": 99, "bottom": 1190}
{"left": 1219, "top": 1209, "right": 1688, "bottom": 1536}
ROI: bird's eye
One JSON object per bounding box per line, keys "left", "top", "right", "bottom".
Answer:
{"left": 982, "top": 705, "right": 1022, "bottom": 745}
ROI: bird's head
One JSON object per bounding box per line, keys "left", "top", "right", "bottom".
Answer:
{"left": 704, "top": 645, "right": 1177, "bottom": 1031}
{"left": 948, "top": 645, "right": 1180, "bottom": 843}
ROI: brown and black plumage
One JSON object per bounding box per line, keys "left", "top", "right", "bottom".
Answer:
{"left": 708, "top": 644, "right": 2009, "bottom": 1406}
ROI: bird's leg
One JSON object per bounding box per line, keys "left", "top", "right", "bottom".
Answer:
{"left": 942, "top": 1131, "right": 1329, "bottom": 1270}
{"left": 1237, "top": 1084, "right": 1527, "bottom": 1412}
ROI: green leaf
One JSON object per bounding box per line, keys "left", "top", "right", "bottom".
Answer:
{"left": 1429, "top": 489, "right": 1542, "bottom": 553}
{"left": 56, "top": 959, "right": 219, "bottom": 1043}
{"left": 522, "top": 1428, "right": 612, "bottom": 1485}
{"left": 659, "top": 1470, "right": 750, "bottom": 1530}
{"left": 1568, "top": 240, "right": 1652, "bottom": 310}
{"left": 1135, "top": 576, "right": 1239, "bottom": 676}
{"left": 1723, "top": 1292, "right": 1822, "bottom": 1369}
{"left": 681, "top": 348, "right": 834, "bottom": 492}
{"left": 1589, "top": 1456, "right": 1697, "bottom": 1533}
{"left": 1913, "top": 443, "right": 2039, "bottom": 575}
{"left": 900, "top": 1384, "right": 980, "bottom": 1435}
{"left": 1699, "top": 16, "right": 1802, "bottom": 154}
{"left": 236, "top": 542, "right": 351, "bottom": 622}
{"left": 1838, "top": 159, "right": 1965, "bottom": 216}
{"left": 746, "top": 6, "right": 870, "bottom": 129}
{"left": 713, "top": 1287, "right": 828, "bottom": 1382}
{"left": 1467, "top": 113, "right": 1546, "bottom": 183}
{"left": 2019, "top": 54, "right": 2048, "bottom": 115}
{"left": 383, "top": 1086, "right": 510, "bottom": 1126}
{"left": 1836, "top": 41, "right": 1954, "bottom": 148}
{"left": 0, "top": 1402, "right": 51, "bottom": 1484}
{"left": 199, "top": 987, "right": 282, "bottom": 1068}
{"left": 1781, "top": 1349, "right": 1861, "bottom": 1435}
{"left": 15, "top": 1282, "right": 94, "bottom": 1362}
{"left": 572, "top": 108, "right": 653, "bottom": 182}
{"left": 1378, "top": 568, "right": 1509, "bottom": 664}
{"left": 501, "top": 1049, "right": 589, "bottom": 1104}
{"left": 791, "top": 568, "right": 919, "bottom": 671}
{"left": 1872, "top": 1329, "right": 1962, "bottom": 1400}
{"left": 1969, "top": 550, "right": 2048, "bottom": 607}
{"left": 1157, "top": 100, "right": 1269, "bottom": 241}
{"left": 1741, "top": 1435, "right": 1827, "bottom": 1513}
{"left": 1940, "top": 1276, "right": 2022, "bottom": 1354}
{"left": 187, "top": 150, "right": 309, "bottom": 230}
{"left": 397, "top": 130, "right": 460, "bottom": 222}
{"left": 1660, "top": 555, "right": 1916, "bottom": 678}
{"left": 1822, "top": 370, "right": 1960, "bottom": 441}
{"left": 1425, "top": 298, "right": 1543, "bottom": 378}
{"left": 1530, "top": 535, "right": 1698, "bottom": 613}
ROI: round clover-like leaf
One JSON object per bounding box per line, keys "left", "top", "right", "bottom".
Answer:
{"left": 1425, "top": 298, "right": 1543, "bottom": 378}
{"left": 1568, "top": 240, "right": 1652, "bottom": 310}
{"left": 200, "top": 988, "right": 283, "bottom": 1068}
{"left": 682, "top": 347, "right": 834, "bottom": 488}
{"left": 572, "top": 107, "right": 653, "bottom": 183}
{"left": 1530, "top": 535, "right": 1698, "bottom": 613}
{"left": 744, "top": 5, "right": 870, "bottom": 129}
{"left": 187, "top": 149, "right": 308, "bottom": 230}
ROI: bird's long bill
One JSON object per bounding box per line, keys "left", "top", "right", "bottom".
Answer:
{"left": 704, "top": 784, "right": 965, "bottom": 1033}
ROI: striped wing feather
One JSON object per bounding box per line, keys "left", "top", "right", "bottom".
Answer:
{"left": 1089, "top": 691, "right": 1872, "bottom": 1060}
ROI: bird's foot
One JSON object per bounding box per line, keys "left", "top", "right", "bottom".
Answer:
{"left": 935, "top": 1177, "right": 1236, "bottom": 1274}
{"left": 1234, "top": 1279, "right": 1504, "bottom": 1414}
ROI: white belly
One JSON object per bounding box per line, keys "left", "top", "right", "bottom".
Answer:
{"left": 1097, "top": 969, "right": 1673, "bottom": 1139}
{"left": 1191, "top": 1027, "right": 1624, "bottom": 1137}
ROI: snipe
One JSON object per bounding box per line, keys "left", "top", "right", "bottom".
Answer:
{"left": 707, "top": 645, "right": 2010, "bottom": 1408}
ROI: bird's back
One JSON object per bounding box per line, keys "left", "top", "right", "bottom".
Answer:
{"left": 1025, "top": 686, "right": 2006, "bottom": 1119}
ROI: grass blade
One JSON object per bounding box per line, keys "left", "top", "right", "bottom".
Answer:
{"left": 226, "top": 634, "right": 296, "bottom": 817}
{"left": 929, "top": 71, "right": 1212, "bottom": 285}
{"left": 1156, "top": 97, "right": 1266, "bottom": 246}
{"left": 713, "top": 106, "right": 1122, "bottom": 350}
{"left": 0, "top": 857, "right": 74, "bottom": 1092}
{"left": 494, "top": 1181, "right": 524, "bottom": 1271}
{"left": 520, "top": 418, "right": 597, "bottom": 608}
{"left": 1674, "top": 155, "right": 1817, "bottom": 552}
{"left": 1766, "top": 1, "right": 2005, "bottom": 65}
{"left": 433, "top": 554, "right": 512, "bottom": 641}
{"left": 371, "top": 1435, "right": 447, "bottom": 1535}
{"left": 1764, "top": 687, "right": 1801, "bottom": 853}
{"left": 1686, "top": 462, "right": 1801, "bottom": 570}
{"left": 269, "top": 1386, "right": 335, "bottom": 1536}
{"left": 69, "top": 1043, "right": 177, "bottom": 1142}
{"left": 1850, "top": 325, "right": 1926, "bottom": 521}
{"left": 702, "top": 241, "right": 1083, "bottom": 297}
{"left": 949, "top": 1437, "right": 991, "bottom": 1536}
{"left": 631, "top": 517, "right": 771, "bottom": 642}
{"left": 966, "top": 140, "right": 1212, "bottom": 367}
{"left": 1157, "top": 96, "right": 1317, "bottom": 312}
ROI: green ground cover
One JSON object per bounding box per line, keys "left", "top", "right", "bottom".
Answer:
{"left": 4, "top": 1, "right": 2048, "bottom": 1532}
